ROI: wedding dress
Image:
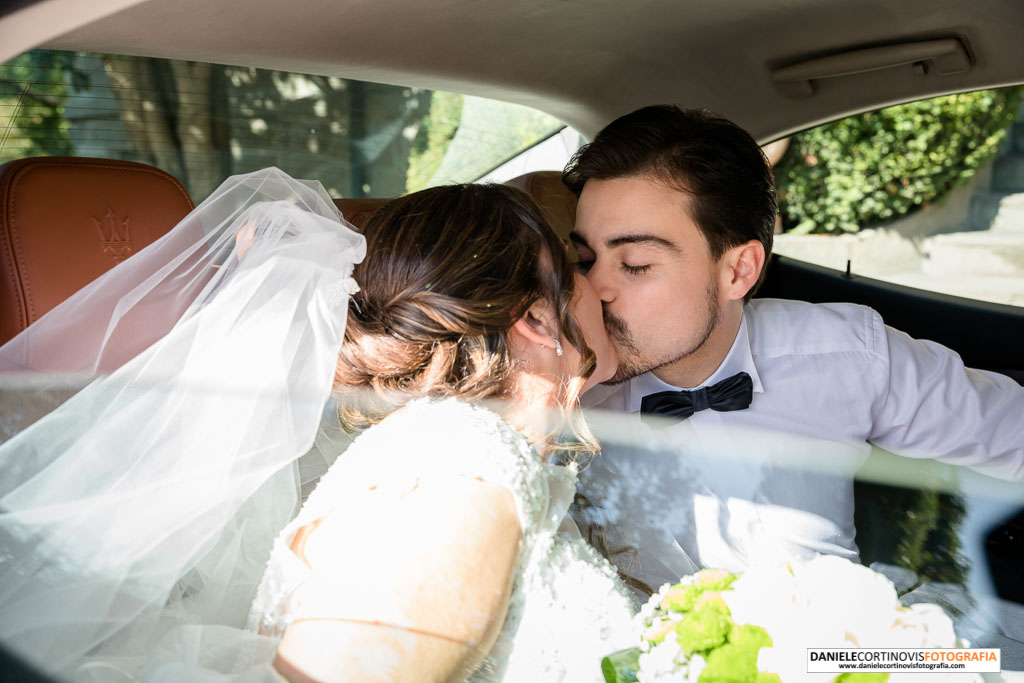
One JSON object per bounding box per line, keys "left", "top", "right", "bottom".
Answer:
{"left": 249, "top": 397, "right": 637, "bottom": 682}
{"left": 0, "top": 168, "right": 634, "bottom": 682}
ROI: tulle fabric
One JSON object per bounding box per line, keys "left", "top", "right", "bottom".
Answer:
{"left": 0, "top": 168, "right": 366, "bottom": 681}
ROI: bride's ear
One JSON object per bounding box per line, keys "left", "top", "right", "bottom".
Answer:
{"left": 510, "top": 298, "right": 559, "bottom": 349}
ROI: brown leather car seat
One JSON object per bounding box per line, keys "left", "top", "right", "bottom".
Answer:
{"left": 333, "top": 170, "right": 578, "bottom": 237}
{"left": 503, "top": 170, "right": 578, "bottom": 242}
{"left": 0, "top": 157, "right": 194, "bottom": 346}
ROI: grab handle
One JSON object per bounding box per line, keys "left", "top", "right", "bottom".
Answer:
{"left": 772, "top": 38, "right": 972, "bottom": 97}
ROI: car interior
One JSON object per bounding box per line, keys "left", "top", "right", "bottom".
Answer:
{"left": 6, "top": 0, "right": 1023, "bottom": 378}
{"left": 4, "top": 0, "right": 1023, "bottom": 364}
{"left": 1, "top": 0, "right": 1023, "bottom": 676}
{"left": 0, "top": 158, "right": 575, "bottom": 347}
{"left": 5, "top": 156, "right": 1021, "bottom": 385}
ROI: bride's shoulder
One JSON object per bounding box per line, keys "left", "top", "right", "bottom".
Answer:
{"left": 365, "top": 397, "right": 528, "bottom": 450}
{"left": 339, "top": 397, "right": 539, "bottom": 477}
{"left": 302, "top": 397, "right": 551, "bottom": 539}
{"left": 387, "top": 395, "right": 507, "bottom": 424}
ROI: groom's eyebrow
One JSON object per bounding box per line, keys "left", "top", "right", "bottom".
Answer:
{"left": 569, "top": 232, "right": 679, "bottom": 252}
{"left": 607, "top": 233, "right": 679, "bottom": 250}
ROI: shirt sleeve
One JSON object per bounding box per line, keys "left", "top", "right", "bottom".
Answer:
{"left": 868, "top": 312, "right": 1024, "bottom": 481}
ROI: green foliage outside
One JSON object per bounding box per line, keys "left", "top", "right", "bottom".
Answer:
{"left": 0, "top": 51, "right": 90, "bottom": 158}
{"left": 776, "top": 87, "right": 1024, "bottom": 234}
{"left": 3, "top": 50, "right": 565, "bottom": 202}
{"left": 417, "top": 95, "right": 564, "bottom": 187}
{"left": 406, "top": 91, "right": 464, "bottom": 192}
{"left": 2, "top": 50, "right": 560, "bottom": 201}
{"left": 854, "top": 480, "right": 969, "bottom": 587}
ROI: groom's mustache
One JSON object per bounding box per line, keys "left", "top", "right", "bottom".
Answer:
{"left": 603, "top": 308, "right": 641, "bottom": 354}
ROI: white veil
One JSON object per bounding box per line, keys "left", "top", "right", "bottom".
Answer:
{"left": 0, "top": 168, "right": 366, "bottom": 681}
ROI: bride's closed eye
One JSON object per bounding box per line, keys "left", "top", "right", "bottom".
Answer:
{"left": 622, "top": 263, "right": 651, "bottom": 275}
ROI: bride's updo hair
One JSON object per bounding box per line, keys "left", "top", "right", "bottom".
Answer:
{"left": 334, "top": 183, "right": 596, "bottom": 449}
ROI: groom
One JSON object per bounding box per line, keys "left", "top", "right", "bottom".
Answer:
{"left": 565, "top": 105, "right": 1024, "bottom": 592}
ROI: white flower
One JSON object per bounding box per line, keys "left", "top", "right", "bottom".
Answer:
{"left": 637, "top": 637, "right": 683, "bottom": 683}
{"left": 634, "top": 556, "right": 973, "bottom": 683}
{"left": 887, "top": 603, "right": 957, "bottom": 648}
{"left": 638, "top": 583, "right": 674, "bottom": 623}
{"left": 685, "top": 654, "right": 706, "bottom": 683}
{"left": 720, "top": 564, "right": 796, "bottom": 635}
{"left": 793, "top": 555, "right": 900, "bottom": 648}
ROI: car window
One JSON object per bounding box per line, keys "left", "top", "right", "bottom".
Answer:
{"left": 772, "top": 86, "right": 1024, "bottom": 309}
{"left": 0, "top": 50, "right": 565, "bottom": 201}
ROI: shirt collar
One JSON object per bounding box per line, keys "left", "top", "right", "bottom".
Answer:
{"left": 626, "top": 310, "right": 764, "bottom": 413}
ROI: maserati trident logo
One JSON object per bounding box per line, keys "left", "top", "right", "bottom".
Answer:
{"left": 93, "top": 207, "right": 132, "bottom": 262}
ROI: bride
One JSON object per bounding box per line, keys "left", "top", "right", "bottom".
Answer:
{"left": 0, "top": 169, "right": 636, "bottom": 682}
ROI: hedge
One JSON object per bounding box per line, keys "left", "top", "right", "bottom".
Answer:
{"left": 776, "top": 87, "right": 1024, "bottom": 234}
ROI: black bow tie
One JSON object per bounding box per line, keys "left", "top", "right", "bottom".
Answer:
{"left": 639, "top": 371, "right": 753, "bottom": 427}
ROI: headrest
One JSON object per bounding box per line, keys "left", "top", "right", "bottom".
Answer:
{"left": 0, "top": 157, "right": 194, "bottom": 345}
{"left": 503, "top": 170, "right": 578, "bottom": 242}
{"left": 332, "top": 171, "right": 579, "bottom": 240}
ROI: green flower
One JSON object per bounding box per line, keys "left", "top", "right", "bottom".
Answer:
{"left": 695, "top": 569, "right": 738, "bottom": 592}
{"left": 643, "top": 620, "right": 677, "bottom": 645}
{"left": 699, "top": 641, "right": 760, "bottom": 683}
{"left": 695, "top": 624, "right": 773, "bottom": 682}
{"left": 660, "top": 570, "right": 737, "bottom": 612}
{"left": 660, "top": 583, "right": 702, "bottom": 612}
{"left": 728, "top": 624, "right": 772, "bottom": 650}
{"left": 675, "top": 605, "right": 732, "bottom": 654}
{"left": 695, "top": 591, "right": 731, "bottom": 615}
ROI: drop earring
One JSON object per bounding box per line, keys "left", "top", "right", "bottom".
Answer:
{"left": 551, "top": 336, "right": 563, "bottom": 356}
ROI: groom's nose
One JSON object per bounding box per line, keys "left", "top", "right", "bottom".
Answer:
{"left": 585, "top": 263, "right": 617, "bottom": 303}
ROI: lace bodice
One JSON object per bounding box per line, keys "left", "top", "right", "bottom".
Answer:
{"left": 247, "top": 398, "right": 636, "bottom": 681}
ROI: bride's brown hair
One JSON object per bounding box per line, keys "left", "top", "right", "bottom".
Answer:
{"left": 334, "top": 183, "right": 597, "bottom": 453}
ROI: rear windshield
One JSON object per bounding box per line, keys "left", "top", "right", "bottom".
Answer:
{"left": 0, "top": 49, "right": 565, "bottom": 200}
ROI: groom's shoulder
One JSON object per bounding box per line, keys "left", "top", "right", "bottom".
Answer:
{"left": 746, "top": 298, "right": 885, "bottom": 359}
{"left": 581, "top": 382, "right": 627, "bottom": 411}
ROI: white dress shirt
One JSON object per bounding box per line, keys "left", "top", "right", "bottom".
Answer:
{"left": 578, "top": 298, "right": 1024, "bottom": 589}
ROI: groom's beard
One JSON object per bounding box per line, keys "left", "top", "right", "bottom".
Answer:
{"left": 602, "top": 281, "right": 722, "bottom": 385}
{"left": 601, "top": 311, "right": 644, "bottom": 385}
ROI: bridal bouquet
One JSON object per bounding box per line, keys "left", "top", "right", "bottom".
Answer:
{"left": 601, "top": 555, "right": 976, "bottom": 683}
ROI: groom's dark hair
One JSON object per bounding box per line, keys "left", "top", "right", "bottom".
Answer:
{"left": 563, "top": 105, "right": 777, "bottom": 300}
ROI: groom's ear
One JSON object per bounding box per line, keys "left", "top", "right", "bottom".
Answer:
{"left": 720, "top": 239, "right": 765, "bottom": 302}
{"left": 510, "top": 298, "right": 559, "bottom": 348}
